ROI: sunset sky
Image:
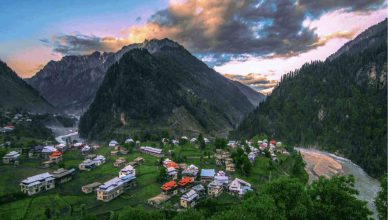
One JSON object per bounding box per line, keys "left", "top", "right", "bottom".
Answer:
{"left": 0, "top": 0, "right": 386, "bottom": 93}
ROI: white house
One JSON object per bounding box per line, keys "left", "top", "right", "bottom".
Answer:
{"left": 119, "top": 164, "right": 136, "bottom": 178}
{"left": 20, "top": 172, "right": 55, "bottom": 195}
{"left": 214, "top": 171, "right": 229, "bottom": 185}
{"left": 180, "top": 189, "right": 199, "bottom": 208}
{"left": 167, "top": 167, "right": 178, "bottom": 180}
{"left": 81, "top": 145, "right": 91, "bottom": 155}
{"left": 124, "top": 138, "right": 134, "bottom": 144}
{"left": 208, "top": 180, "right": 223, "bottom": 197}
{"left": 3, "top": 151, "right": 20, "bottom": 164}
{"left": 182, "top": 164, "right": 199, "bottom": 181}
{"left": 248, "top": 152, "right": 256, "bottom": 162}
{"left": 96, "top": 174, "right": 136, "bottom": 202}
{"left": 79, "top": 159, "right": 96, "bottom": 171}
{"left": 109, "top": 140, "right": 119, "bottom": 148}
{"left": 139, "top": 146, "right": 164, "bottom": 157}
{"left": 229, "top": 178, "right": 252, "bottom": 197}
{"left": 93, "top": 155, "right": 106, "bottom": 166}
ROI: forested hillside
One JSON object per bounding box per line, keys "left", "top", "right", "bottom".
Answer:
{"left": 231, "top": 21, "right": 387, "bottom": 178}
{"left": 79, "top": 40, "right": 260, "bottom": 140}
{"left": 0, "top": 61, "right": 54, "bottom": 113}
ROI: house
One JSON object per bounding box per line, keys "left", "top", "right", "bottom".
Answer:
{"left": 182, "top": 164, "right": 199, "bottom": 181}
{"left": 51, "top": 168, "right": 75, "bottom": 184}
{"left": 79, "top": 159, "right": 96, "bottom": 171}
{"left": 49, "top": 150, "right": 63, "bottom": 163}
{"left": 147, "top": 194, "right": 171, "bottom": 207}
{"left": 125, "top": 138, "right": 134, "bottom": 144}
{"left": 190, "top": 138, "right": 197, "bottom": 143}
{"left": 118, "top": 147, "right": 128, "bottom": 155}
{"left": 55, "top": 143, "right": 67, "bottom": 152}
{"left": 180, "top": 189, "right": 199, "bottom": 208}
{"left": 114, "top": 157, "right": 127, "bottom": 167}
{"left": 85, "top": 154, "right": 97, "bottom": 160}
{"left": 93, "top": 155, "right": 106, "bottom": 166}
{"left": 139, "top": 146, "right": 164, "bottom": 157}
{"left": 20, "top": 172, "right": 55, "bottom": 196}
{"left": 110, "top": 150, "right": 118, "bottom": 156}
{"left": 178, "top": 176, "right": 193, "bottom": 190}
{"left": 208, "top": 180, "right": 223, "bottom": 197}
{"left": 96, "top": 174, "right": 136, "bottom": 202}
{"left": 163, "top": 159, "right": 179, "bottom": 169}
{"left": 200, "top": 169, "right": 215, "bottom": 183}
{"left": 119, "top": 164, "right": 136, "bottom": 178}
{"left": 214, "top": 171, "right": 229, "bottom": 185}
{"left": 109, "top": 140, "right": 119, "bottom": 148}
{"left": 227, "top": 141, "right": 237, "bottom": 148}
{"left": 162, "top": 138, "right": 169, "bottom": 145}
{"left": 191, "top": 184, "right": 206, "bottom": 197}
{"left": 41, "top": 160, "right": 55, "bottom": 168}
{"left": 225, "top": 162, "right": 236, "bottom": 172}
{"left": 81, "top": 145, "right": 91, "bottom": 155}
{"left": 167, "top": 167, "right": 178, "bottom": 180}
{"left": 248, "top": 152, "right": 256, "bottom": 162}
{"left": 161, "top": 181, "right": 178, "bottom": 195}
{"left": 41, "top": 146, "right": 57, "bottom": 159}
{"left": 3, "top": 151, "right": 20, "bottom": 164}
{"left": 73, "top": 142, "right": 84, "bottom": 148}
{"left": 82, "top": 182, "right": 101, "bottom": 194}
{"left": 228, "top": 178, "right": 252, "bottom": 197}
{"left": 133, "top": 157, "right": 144, "bottom": 165}
{"left": 178, "top": 163, "right": 187, "bottom": 170}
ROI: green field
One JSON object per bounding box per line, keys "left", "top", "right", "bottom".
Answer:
{"left": 0, "top": 142, "right": 297, "bottom": 219}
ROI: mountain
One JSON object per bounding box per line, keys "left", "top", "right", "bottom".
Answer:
{"left": 231, "top": 80, "right": 266, "bottom": 106}
{"left": 27, "top": 40, "right": 263, "bottom": 113}
{"left": 231, "top": 20, "right": 387, "bottom": 177}
{"left": 328, "top": 19, "right": 387, "bottom": 61}
{"left": 0, "top": 61, "right": 54, "bottom": 112}
{"left": 79, "top": 39, "right": 260, "bottom": 140}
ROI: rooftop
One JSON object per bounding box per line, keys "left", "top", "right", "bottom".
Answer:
{"left": 200, "top": 169, "right": 215, "bottom": 177}
{"left": 21, "top": 172, "right": 53, "bottom": 184}
{"left": 161, "top": 181, "right": 177, "bottom": 191}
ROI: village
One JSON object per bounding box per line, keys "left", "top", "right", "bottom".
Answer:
{"left": 0, "top": 111, "right": 297, "bottom": 218}
{"left": 0, "top": 117, "right": 291, "bottom": 215}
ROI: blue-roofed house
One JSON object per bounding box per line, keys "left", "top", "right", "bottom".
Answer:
{"left": 200, "top": 169, "right": 215, "bottom": 183}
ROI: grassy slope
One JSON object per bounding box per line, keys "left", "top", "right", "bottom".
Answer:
{"left": 0, "top": 143, "right": 299, "bottom": 219}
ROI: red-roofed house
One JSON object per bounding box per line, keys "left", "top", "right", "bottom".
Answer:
{"left": 161, "top": 181, "right": 178, "bottom": 195}
{"left": 178, "top": 177, "right": 193, "bottom": 188}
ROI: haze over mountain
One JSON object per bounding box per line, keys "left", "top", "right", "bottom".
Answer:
{"left": 0, "top": 60, "right": 54, "bottom": 112}
{"left": 231, "top": 19, "right": 387, "bottom": 177}
{"left": 79, "top": 39, "right": 262, "bottom": 140}
{"left": 27, "top": 39, "right": 263, "bottom": 113}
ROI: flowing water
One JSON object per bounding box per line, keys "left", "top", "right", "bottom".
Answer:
{"left": 296, "top": 148, "right": 381, "bottom": 219}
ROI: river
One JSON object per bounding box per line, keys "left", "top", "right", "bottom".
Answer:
{"left": 296, "top": 148, "right": 380, "bottom": 219}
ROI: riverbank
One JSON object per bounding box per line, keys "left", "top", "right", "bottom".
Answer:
{"left": 296, "top": 147, "right": 380, "bottom": 219}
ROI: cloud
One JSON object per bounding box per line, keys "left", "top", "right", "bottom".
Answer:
{"left": 41, "top": 0, "right": 385, "bottom": 60}
{"left": 224, "top": 73, "right": 278, "bottom": 94}
{"left": 40, "top": 34, "right": 131, "bottom": 56}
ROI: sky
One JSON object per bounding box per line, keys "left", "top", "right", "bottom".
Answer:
{"left": 0, "top": 0, "right": 386, "bottom": 94}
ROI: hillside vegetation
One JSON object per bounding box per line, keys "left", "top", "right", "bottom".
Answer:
{"left": 232, "top": 38, "right": 387, "bottom": 177}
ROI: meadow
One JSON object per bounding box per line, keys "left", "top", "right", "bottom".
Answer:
{"left": 0, "top": 142, "right": 297, "bottom": 219}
